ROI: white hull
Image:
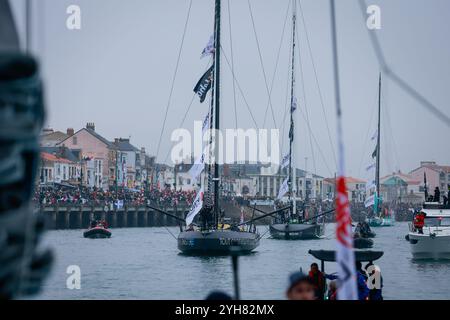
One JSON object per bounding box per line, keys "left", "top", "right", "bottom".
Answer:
{"left": 408, "top": 231, "right": 450, "bottom": 260}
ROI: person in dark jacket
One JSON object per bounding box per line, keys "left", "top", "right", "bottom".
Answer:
{"left": 356, "top": 261, "right": 369, "bottom": 301}
{"left": 308, "top": 263, "right": 326, "bottom": 300}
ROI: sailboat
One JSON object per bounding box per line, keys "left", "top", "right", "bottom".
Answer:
{"left": 148, "top": 0, "right": 288, "bottom": 255}
{"left": 269, "top": 1, "right": 327, "bottom": 240}
{"left": 366, "top": 74, "right": 394, "bottom": 227}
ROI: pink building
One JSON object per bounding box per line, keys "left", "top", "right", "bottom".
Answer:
{"left": 410, "top": 161, "right": 450, "bottom": 196}
{"left": 58, "top": 123, "right": 117, "bottom": 190}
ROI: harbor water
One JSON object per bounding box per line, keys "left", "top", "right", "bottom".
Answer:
{"left": 35, "top": 222, "right": 450, "bottom": 300}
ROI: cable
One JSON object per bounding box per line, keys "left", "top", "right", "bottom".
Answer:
{"left": 358, "top": 0, "right": 450, "bottom": 128}
{"left": 155, "top": 0, "right": 193, "bottom": 162}
{"left": 297, "top": 0, "right": 337, "bottom": 169}
{"left": 220, "top": 46, "right": 259, "bottom": 129}
{"left": 247, "top": 0, "right": 277, "bottom": 128}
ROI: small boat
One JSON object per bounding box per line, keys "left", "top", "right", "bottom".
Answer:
{"left": 354, "top": 236, "right": 374, "bottom": 249}
{"left": 367, "top": 216, "right": 394, "bottom": 227}
{"left": 406, "top": 201, "right": 450, "bottom": 260}
{"left": 270, "top": 221, "right": 324, "bottom": 240}
{"left": 83, "top": 221, "right": 111, "bottom": 239}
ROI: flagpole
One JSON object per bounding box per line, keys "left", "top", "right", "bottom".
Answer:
{"left": 375, "top": 72, "right": 382, "bottom": 214}
{"left": 213, "top": 0, "right": 221, "bottom": 225}
{"left": 329, "top": 0, "right": 357, "bottom": 300}
{"left": 288, "top": 0, "right": 297, "bottom": 218}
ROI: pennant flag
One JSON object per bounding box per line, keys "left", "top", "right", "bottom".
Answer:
{"left": 185, "top": 187, "right": 204, "bottom": 226}
{"left": 289, "top": 120, "right": 294, "bottom": 142}
{"left": 202, "top": 111, "right": 210, "bottom": 136}
{"left": 371, "top": 147, "right": 377, "bottom": 159}
{"left": 200, "top": 34, "right": 215, "bottom": 59}
{"left": 189, "top": 148, "right": 207, "bottom": 181}
{"left": 277, "top": 177, "right": 289, "bottom": 200}
{"left": 291, "top": 97, "right": 298, "bottom": 113}
{"left": 336, "top": 176, "right": 357, "bottom": 300}
{"left": 365, "top": 163, "right": 376, "bottom": 172}
{"left": 281, "top": 152, "right": 290, "bottom": 169}
{"left": 194, "top": 65, "right": 214, "bottom": 103}
{"left": 370, "top": 129, "right": 378, "bottom": 141}
{"left": 364, "top": 194, "right": 375, "bottom": 208}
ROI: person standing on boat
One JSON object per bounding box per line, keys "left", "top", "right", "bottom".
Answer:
{"left": 308, "top": 263, "right": 326, "bottom": 300}
{"left": 414, "top": 211, "right": 426, "bottom": 234}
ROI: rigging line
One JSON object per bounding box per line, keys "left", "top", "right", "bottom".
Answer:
{"left": 297, "top": 0, "right": 337, "bottom": 169}
{"left": 261, "top": 0, "right": 291, "bottom": 128}
{"left": 358, "top": 0, "right": 450, "bottom": 128}
{"left": 164, "top": 226, "right": 178, "bottom": 240}
{"left": 247, "top": 0, "right": 277, "bottom": 128}
{"left": 155, "top": 0, "right": 193, "bottom": 162}
{"left": 297, "top": 106, "right": 333, "bottom": 177}
{"left": 220, "top": 46, "right": 259, "bottom": 129}
{"left": 356, "top": 89, "right": 378, "bottom": 178}
{"left": 296, "top": 18, "right": 317, "bottom": 176}
{"left": 227, "top": 0, "right": 238, "bottom": 131}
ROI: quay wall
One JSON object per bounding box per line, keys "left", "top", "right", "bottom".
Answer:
{"left": 39, "top": 205, "right": 189, "bottom": 230}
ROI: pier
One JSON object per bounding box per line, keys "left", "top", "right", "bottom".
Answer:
{"left": 40, "top": 205, "right": 189, "bottom": 230}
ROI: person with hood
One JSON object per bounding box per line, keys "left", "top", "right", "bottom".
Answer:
{"left": 308, "top": 263, "right": 326, "bottom": 300}
{"left": 286, "top": 271, "right": 316, "bottom": 300}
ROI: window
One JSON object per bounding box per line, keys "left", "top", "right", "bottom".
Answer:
{"left": 72, "top": 136, "right": 77, "bottom": 145}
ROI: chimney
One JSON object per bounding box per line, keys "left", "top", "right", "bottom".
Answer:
{"left": 67, "top": 128, "right": 74, "bottom": 136}
{"left": 86, "top": 122, "right": 95, "bottom": 131}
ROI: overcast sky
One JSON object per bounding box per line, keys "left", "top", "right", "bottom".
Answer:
{"left": 10, "top": 0, "right": 450, "bottom": 178}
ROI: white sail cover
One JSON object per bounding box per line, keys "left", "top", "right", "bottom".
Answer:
{"left": 277, "top": 177, "right": 289, "bottom": 200}
{"left": 185, "top": 187, "right": 204, "bottom": 226}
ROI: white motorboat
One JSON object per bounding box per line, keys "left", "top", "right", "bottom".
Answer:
{"left": 406, "top": 202, "right": 450, "bottom": 260}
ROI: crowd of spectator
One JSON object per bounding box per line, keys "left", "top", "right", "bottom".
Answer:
{"left": 33, "top": 185, "right": 196, "bottom": 208}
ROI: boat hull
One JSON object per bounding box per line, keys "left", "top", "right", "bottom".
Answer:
{"left": 178, "top": 230, "right": 259, "bottom": 255}
{"left": 269, "top": 223, "right": 325, "bottom": 240}
{"left": 354, "top": 237, "right": 374, "bottom": 249}
{"left": 407, "top": 232, "right": 450, "bottom": 260}
{"left": 367, "top": 217, "right": 394, "bottom": 227}
{"left": 83, "top": 227, "right": 111, "bottom": 239}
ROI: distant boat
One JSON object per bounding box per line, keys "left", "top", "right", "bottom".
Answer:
{"left": 269, "top": 2, "right": 326, "bottom": 240}
{"left": 83, "top": 221, "right": 111, "bottom": 239}
{"left": 366, "top": 74, "right": 394, "bottom": 228}
{"left": 406, "top": 200, "right": 450, "bottom": 260}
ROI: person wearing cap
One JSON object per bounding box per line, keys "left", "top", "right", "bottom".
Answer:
{"left": 286, "top": 272, "right": 316, "bottom": 300}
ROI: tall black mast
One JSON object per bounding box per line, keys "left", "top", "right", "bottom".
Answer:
{"left": 288, "top": 0, "right": 297, "bottom": 217}
{"left": 213, "top": 0, "right": 221, "bottom": 223}
{"left": 375, "top": 72, "right": 381, "bottom": 213}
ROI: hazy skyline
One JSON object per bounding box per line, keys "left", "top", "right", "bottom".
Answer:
{"left": 10, "top": 0, "right": 450, "bottom": 178}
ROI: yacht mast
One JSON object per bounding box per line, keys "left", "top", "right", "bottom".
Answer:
{"left": 288, "top": 0, "right": 297, "bottom": 217}
{"left": 375, "top": 72, "right": 382, "bottom": 215}
{"left": 213, "top": 0, "right": 221, "bottom": 225}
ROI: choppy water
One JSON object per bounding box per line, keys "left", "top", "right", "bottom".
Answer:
{"left": 34, "top": 222, "right": 450, "bottom": 300}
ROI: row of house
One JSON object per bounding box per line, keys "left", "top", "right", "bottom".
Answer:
{"left": 39, "top": 123, "right": 155, "bottom": 190}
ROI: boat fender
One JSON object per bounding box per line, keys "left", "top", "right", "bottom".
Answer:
{"left": 430, "top": 233, "right": 436, "bottom": 239}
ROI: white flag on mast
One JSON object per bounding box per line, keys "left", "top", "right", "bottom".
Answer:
{"left": 189, "top": 148, "right": 208, "bottom": 181}
{"left": 281, "top": 152, "right": 290, "bottom": 169}
{"left": 200, "top": 34, "right": 215, "bottom": 59}
{"left": 277, "top": 177, "right": 289, "bottom": 200}
{"left": 185, "top": 187, "right": 204, "bottom": 226}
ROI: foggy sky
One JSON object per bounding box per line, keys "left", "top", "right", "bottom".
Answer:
{"left": 10, "top": 0, "right": 450, "bottom": 178}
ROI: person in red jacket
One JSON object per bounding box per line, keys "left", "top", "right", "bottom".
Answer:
{"left": 414, "top": 211, "right": 426, "bottom": 234}
{"left": 308, "top": 263, "right": 326, "bottom": 300}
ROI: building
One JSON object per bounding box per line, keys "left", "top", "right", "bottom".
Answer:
{"left": 380, "top": 171, "right": 422, "bottom": 203}
{"left": 39, "top": 152, "right": 80, "bottom": 184}
{"left": 58, "top": 123, "right": 117, "bottom": 190}
{"left": 410, "top": 161, "right": 450, "bottom": 195}
{"left": 39, "top": 128, "right": 70, "bottom": 147}
{"left": 323, "top": 176, "right": 367, "bottom": 203}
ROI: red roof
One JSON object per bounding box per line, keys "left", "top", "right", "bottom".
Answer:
{"left": 41, "top": 152, "right": 73, "bottom": 164}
